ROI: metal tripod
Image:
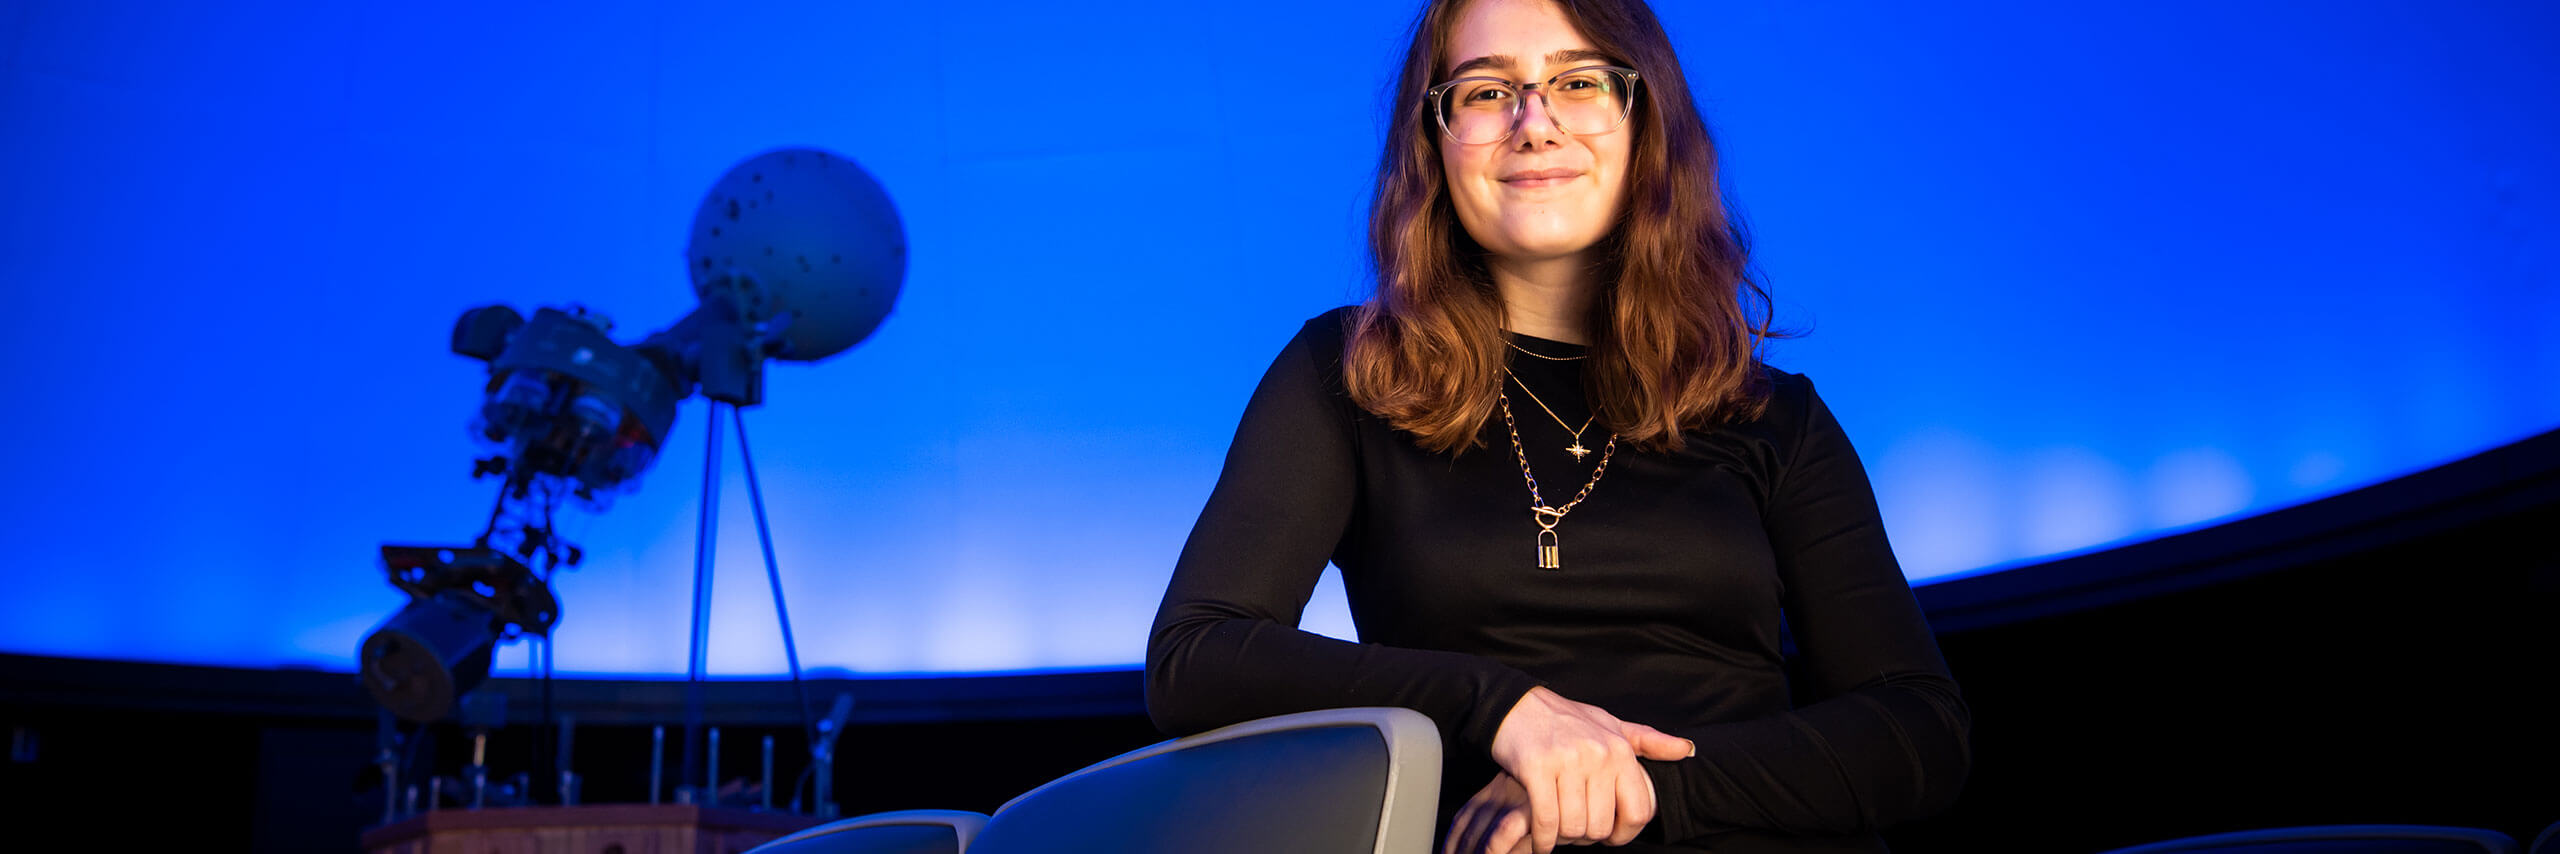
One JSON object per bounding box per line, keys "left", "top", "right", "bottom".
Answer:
{"left": 678, "top": 401, "right": 817, "bottom": 808}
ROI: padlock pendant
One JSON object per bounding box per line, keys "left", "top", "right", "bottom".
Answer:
{"left": 1536, "top": 529, "right": 1561, "bottom": 570}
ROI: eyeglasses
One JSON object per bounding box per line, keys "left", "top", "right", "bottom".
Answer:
{"left": 1427, "top": 66, "right": 1641, "bottom": 145}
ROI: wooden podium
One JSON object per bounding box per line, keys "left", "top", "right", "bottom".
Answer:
{"left": 360, "top": 804, "right": 826, "bottom": 854}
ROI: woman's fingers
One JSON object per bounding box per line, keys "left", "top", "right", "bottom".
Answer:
{"left": 1607, "top": 761, "right": 1652, "bottom": 845}
{"left": 1583, "top": 769, "right": 1617, "bottom": 845}
{"left": 1525, "top": 772, "right": 1561, "bottom": 853}
{"left": 1490, "top": 808, "right": 1532, "bottom": 854}
{"left": 1444, "top": 799, "right": 1479, "bottom": 854}
{"left": 1465, "top": 811, "right": 1501, "bottom": 854}
{"left": 1556, "top": 766, "right": 1588, "bottom": 842}
{"left": 1623, "top": 723, "right": 1696, "bottom": 762}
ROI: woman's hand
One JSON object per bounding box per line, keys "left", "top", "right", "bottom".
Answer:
{"left": 1443, "top": 769, "right": 1659, "bottom": 854}
{"left": 1487, "top": 687, "right": 1694, "bottom": 852}
{"left": 1444, "top": 772, "right": 1536, "bottom": 854}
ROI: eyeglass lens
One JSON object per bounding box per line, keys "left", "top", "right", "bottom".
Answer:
{"left": 1439, "top": 68, "right": 1633, "bottom": 144}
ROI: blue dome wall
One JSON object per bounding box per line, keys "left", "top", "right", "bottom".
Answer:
{"left": 0, "top": 0, "right": 2550, "bottom": 676}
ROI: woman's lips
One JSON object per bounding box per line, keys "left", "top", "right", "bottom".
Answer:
{"left": 1500, "top": 168, "right": 1582, "bottom": 188}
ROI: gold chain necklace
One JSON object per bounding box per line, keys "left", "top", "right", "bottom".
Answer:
{"left": 1498, "top": 393, "right": 1618, "bottom": 570}
{"left": 1505, "top": 339, "right": 1587, "bottom": 361}
{"left": 1503, "top": 368, "right": 1596, "bottom": 460}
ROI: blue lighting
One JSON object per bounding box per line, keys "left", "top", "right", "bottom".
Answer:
{"left": 0, "top": 0, "right": 2550, "bottom": 676}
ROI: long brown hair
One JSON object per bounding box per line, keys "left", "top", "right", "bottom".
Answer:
{"left": 1345, "top": 0, "right": 1783, "bottom": 453}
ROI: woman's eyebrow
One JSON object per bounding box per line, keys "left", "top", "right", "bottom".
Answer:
{"left": 1448, "top": 48, "right": 1616, "bottom": 79}
{"left": 1547, "top": 48, "right": 1614, "bottom": 67}
{"left": 1448, "top": 54, "right": 1518, "bottom": 78}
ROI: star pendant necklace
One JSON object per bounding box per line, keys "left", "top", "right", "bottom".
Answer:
{"left": 1503, "top": 367, "right": 1597, "bottom": 461}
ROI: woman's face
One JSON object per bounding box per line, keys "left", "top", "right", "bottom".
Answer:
{"left": 1439, "top": 0, "right": 1633, "bottom": 264}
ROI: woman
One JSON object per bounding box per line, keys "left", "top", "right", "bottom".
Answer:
{"left": 1145, "top": 0, "right": 1971, "bottom": 851}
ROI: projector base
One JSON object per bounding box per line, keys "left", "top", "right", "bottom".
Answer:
{"left": 360, "top": 803, "right": 820, "bottom": 854}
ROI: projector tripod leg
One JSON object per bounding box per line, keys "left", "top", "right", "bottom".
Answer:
{"left": 679, "top": 401, "right": 818, "bottom": 810}
{"left": 730, "top": 405, "right": 819, "bottom": 769}
{"left": 681, "top": 404, "right": 723, "bottom": 804}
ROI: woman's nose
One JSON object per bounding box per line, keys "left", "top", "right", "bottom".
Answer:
{"left": 1513, "top": 90, "right": 1565, "bottom": 148}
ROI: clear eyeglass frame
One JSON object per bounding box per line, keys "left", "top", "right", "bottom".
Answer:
{"left": 1425, "top": 65, "right": 1642, "bottom": 145}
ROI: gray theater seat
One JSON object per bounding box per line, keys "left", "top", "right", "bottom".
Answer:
{"left": 747, "top": 809, "right": 988, "bottom": 854}
{"left": 966, "top": 706, "right": 1443, "bottom": 854}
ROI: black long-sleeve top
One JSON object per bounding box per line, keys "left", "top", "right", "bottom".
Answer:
{"left": 1146, "top": 308, "right": 1971, "bottom": 852}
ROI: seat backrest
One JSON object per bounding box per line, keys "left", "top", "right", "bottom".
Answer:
{"left": 2099, "top": 824, "right": 2521, "bottom": 854}
{"left": 966, "top": 707, "right": 1441, "bottom": 854}
{"left": 746, "top": 809, "right": 988, "bottom": 854}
